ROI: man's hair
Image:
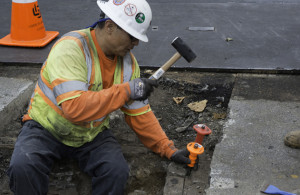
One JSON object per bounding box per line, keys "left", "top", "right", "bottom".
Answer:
{"left": 97, "top": 12, "right": 122, "bottom": 30}
{"left": 97, "top": 11, "right": 106, "bottom": 29}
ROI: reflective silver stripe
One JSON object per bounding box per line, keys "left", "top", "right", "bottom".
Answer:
{"left": 30, "top": 60, "right": 60, "bottom": 110}
{"left": 122, "top": 53, "right": 149, "bottom": 111}
{"left": 35, "top": 32, "right": 106, "bottom": 125}
{"left": 62, "top": 32, "right": 103, "bottom": 123}
{"left": 62, "top": 32, "right": 92, "bottom": 85}
{"left": 123, "top": 99, "right": 149, "bottom": 110}
{"left": 53, "top": 80, "right": 88, "bottom": 98}
{"left": 93, "top": 116, "right": 106, "bottom": 122}
{"left": 123, "top": 53, "right": 132, "bottom": 82}
{"left": 38, "top": 75, "right": 61, "bottom": 110}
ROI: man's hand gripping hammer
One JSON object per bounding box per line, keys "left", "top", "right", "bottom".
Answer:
{"left": 128, "top": 37, "right": 196, "bottom": 104}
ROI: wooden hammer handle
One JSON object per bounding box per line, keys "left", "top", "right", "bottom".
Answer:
{"left": 161, "top": 52, "right": 181, "bottom": 71}
{"left": 149, "top": 52, "right": 181, "bottom": 80}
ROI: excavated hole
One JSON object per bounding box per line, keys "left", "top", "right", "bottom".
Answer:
{"left": 0, "top": 70, "right": 234, "bottom": 195}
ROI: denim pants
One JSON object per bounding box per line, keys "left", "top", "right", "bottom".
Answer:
{"left": 7, "top": 120, "right": 129, "bottom": 195}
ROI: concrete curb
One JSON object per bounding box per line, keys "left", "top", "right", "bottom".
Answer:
{"left": 0, "top": 77, "right": 34, "bottom": 130}
{"left": 164, "top": 155, "right": 211, "bottom": 195}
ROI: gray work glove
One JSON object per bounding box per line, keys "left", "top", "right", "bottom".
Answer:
{"left": 129, "top": 78, "right": 158, "bottom": 101}
{"left": 170, "top": 149, "right": 191, "bottom": 164}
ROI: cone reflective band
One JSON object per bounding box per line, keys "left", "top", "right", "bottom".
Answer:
{"left": 0, "top": 0, "right": 59, "bottom": 47}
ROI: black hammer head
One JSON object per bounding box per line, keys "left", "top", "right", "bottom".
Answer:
{"left": 171, "top": 37, "right": 197, "bottom": 63}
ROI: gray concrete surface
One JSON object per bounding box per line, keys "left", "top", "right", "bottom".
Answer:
{"left": 206, "top": 74, "right": 300, "bottom": 195}
{"left": 164, "top": 155, "right": 212, "bottom": 195}
{"left": 0, "top": 77, "right": 34, "bottom": 129}
{"left": 0, "top": 0, "right": 300, "bottom": 73}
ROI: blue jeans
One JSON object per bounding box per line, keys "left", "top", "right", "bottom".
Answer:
{"left": 7, "top": 120, "right": 129, "bottom": 195}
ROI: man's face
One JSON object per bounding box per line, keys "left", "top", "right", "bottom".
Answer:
{"left": 110, "top": 25, "right": 139, "bottom": 57}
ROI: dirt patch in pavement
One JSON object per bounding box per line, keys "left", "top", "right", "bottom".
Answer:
{"left": 0, "top": 69, "right": 235, "bottom": 195}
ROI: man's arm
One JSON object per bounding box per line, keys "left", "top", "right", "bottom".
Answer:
{"left": 60, "top": 77, "right": 157, "bottom": 123}
{"left": 61, "top": 83, "right": 130, "bottom": 123}
{"left": 125, "top": 110, "right": 177, "bottom": 159}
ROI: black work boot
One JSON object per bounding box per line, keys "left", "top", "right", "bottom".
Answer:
{"left": 284, "top": 131, "right": 300, "bottom": 149}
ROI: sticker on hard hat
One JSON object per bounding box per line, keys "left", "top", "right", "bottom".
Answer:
{"left": 135, "top": 13, "right": 145, "bottom": 24}
{"left": 124, "top": 4, "right": 137, "bottom": 16}
{"left": 113, "top": 0, "right": 125, "bottom": 5}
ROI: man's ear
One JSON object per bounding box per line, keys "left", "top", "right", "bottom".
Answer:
{"left": 105, "top": 20, "right": 116, "bottom": 34}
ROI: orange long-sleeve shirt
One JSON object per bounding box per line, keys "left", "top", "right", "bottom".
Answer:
{"left": 60, "top": 30, "right": 177, "bottom": 159}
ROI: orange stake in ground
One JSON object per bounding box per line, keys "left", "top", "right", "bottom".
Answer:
{"left": 187, "top": 142, "right": 204, "bottom": 168}
{"left": 186, "top": 124, "right": 212, "bottom": 174}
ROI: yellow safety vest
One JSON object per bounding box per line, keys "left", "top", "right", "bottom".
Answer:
{"left": 25, "top": 28, "right": 151, "bottom": 147}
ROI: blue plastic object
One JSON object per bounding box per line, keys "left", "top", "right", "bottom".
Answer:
{"left": 262, "top": 185, "right": 296, "bottom": 195}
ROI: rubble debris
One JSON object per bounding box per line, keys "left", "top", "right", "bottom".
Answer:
{"left": 291, "top": 175, "right": 298, "bottom": 179}
{"left": 200, "top": 84, "right": 209, "bottom": 92}
{"left": 173, "top": 96, "right": 185, "bottom": 104}
{"left": 187, "top": 100, "right": 208, "bottom": 112}
{"left": 144, "top": 69, "right": 154, "bottom": 74}
{"left": 0, "top": 137, "right": 16, "bottom": 149}
{"left": 226, "top": 37, "right": 233, "bottom": 42}
{"left": 175, "top": 117, "right": 194, "bottom": 133}
{"left": 212, "top": 112, "right": 227, "bottom": 120}
{"left": 216, "top": 96, "right": 225, "bottom": 102}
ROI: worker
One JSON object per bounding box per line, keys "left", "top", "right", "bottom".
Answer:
{"left": 7, "top": 0, "right": 191, "bottom": 194}
{"left": 284, "top": 131, "right": 300, "bottom": 149}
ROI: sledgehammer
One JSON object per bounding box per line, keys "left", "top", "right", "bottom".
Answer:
{"left": 128, "top": 37, "right": 196, "bottom": 104}
{"left": 149, "top": 37, "right": 196, "bottom": 80}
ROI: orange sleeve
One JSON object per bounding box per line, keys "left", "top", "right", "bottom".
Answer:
{"left": 61, "top": 82, "right": 130, "bottom": 123}
{"left": 125, "top": 111, "right": 177, "bottom": 159}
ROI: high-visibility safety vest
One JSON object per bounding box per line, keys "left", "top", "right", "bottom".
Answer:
{"left": 24, "top": 28, "right": 151, "bottom": 147}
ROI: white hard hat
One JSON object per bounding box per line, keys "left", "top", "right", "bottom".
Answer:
{"left": 97, "top": 0, "right": 152, "bottom": 42}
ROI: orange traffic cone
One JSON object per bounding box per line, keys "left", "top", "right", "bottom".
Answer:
{"left": 0, "top": 0, "right": 59, "bottom": 47}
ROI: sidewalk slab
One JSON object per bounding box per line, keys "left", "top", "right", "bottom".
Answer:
{"left": 206, "top": 74, "right": 300, "bottom": 195}
{"left": 0, "top": 77, "right": 34, "bottom": 130}
{"left": 207, "top": 100, "right": 300, "bottom": 195}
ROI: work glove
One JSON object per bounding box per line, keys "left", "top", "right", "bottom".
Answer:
{"left": 170, "top": 149, "right": 191, "bottom": 164}
{"left": 129, "top": 78, "right": 158, "bottom": 101}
